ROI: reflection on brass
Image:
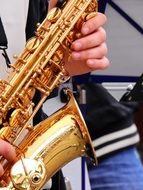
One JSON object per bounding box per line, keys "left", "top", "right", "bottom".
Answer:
{"left": 47, "top": 7, "right": 62, "bottom": 23}
{"left": 0, "top": 0, "right": 98, "bottom": 189}
{"left": 26, "top": 37, "right": 41, "bottom": 53}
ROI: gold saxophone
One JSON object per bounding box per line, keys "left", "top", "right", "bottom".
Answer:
{"left": 0, "top": 0, "right": 97, "bottom": 189}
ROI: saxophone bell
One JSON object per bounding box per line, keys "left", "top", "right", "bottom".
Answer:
{"left": 1, "top": 89, "right": 96, "bottom": 190}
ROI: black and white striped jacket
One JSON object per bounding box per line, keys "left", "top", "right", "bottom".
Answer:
{"left": 82, "top": 83, "right": 140, "bottom": 160}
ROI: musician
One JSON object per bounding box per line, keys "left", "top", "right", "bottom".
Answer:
{"left": 0, "top": 0, "right": 108, "bottom": 189}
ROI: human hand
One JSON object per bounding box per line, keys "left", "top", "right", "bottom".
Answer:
{"left": 49, "top": 0, "right": 57, "bottom": 10}
{"left": 0, "top": 139, "right": 16, "bottom": 177}
{"left": 49, "top": 0, "right": 109, "bottom": 76}
{"left": 64, "top": 13, "right": 109, "bottom": 76}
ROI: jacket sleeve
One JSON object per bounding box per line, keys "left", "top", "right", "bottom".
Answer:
{"left": 84, "top": 83, "right": 139, "bottom": 140}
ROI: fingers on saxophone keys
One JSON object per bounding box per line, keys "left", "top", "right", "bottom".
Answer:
{"left": 0, "top": 139, "right": 16, "bottom": 163}
{"left": 72, "top": 42, "right": 108, "bottom": 60}
{"left": 81, "top": 13, "right": 107, "bottom": 35}
{"left": 72, "top": 27, "right": 106, "bottom": 51}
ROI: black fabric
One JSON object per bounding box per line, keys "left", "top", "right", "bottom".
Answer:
{"left": 0, "top": 17, "right": 11, "bottom": 67}
{"left": 120, "top": 73, "right": 143, "bottom": 102}
{"left": 98, "top": 0, "right": 108, "bottom": 13}
{"left": 57, "top": 0, "right": 64, "bottom": 8}
{"left": 51, "top": 170, "right": 66, "bottom": 190}
{"left": 0, "top": 17, "right": 8, "bottom": 47}
{"left": 26, "top": 0, "right": 48, "bottom": 40}
{"left": 84, "top": 83, "right": 139, "bottom": 140}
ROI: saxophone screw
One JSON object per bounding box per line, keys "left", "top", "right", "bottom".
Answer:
{"left": 32, "top": 174, "right": 41, "bottom": 183}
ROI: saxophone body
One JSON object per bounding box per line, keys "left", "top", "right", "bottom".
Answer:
{"left": 0, "top": 0, "right": 97, "bottom": 189}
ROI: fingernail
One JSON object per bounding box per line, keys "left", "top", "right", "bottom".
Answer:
{"left": 87, "top": 60, "right": 95, "bottom": 67}
{"left": 82, "top": 27, "right": 89, "bottom": 35}
{"left": 72, "top": 52, "right": 81, "bottom": 59}
{"left": 72, "top": 42, "right": 82, "bottom": 50}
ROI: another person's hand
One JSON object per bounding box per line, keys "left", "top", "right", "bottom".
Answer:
{"left": 64, "top": 13, "right": 109, "bottom": 76}
{"left": 0, "top": 139, "right": 16, "bottom": 177}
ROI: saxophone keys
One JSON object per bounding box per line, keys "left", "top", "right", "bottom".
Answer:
{"left": 9, "top": 64, "right": 20, "bottom": 73}
{"left": 26, "top": 37, "right": 41, "bottom": 53}
{"left": 75, "top": 16, "right": 85, "bottom": 30}
{"left": 64, "top": 31, "right": 75, "bottom": 47}
{"left": 52, "top": 49, "right": 64, "bottom": 62}
{"left": 0, "top": 127, "right": 11, "bottom": 139}
{"left": 85, "top": 12, "right": 97, "bottom": 21}
{"left": 0, "top": 80, "right": 7, "bottom": 96}
{"left": 47, "top": 7, "right": 61, "bottom": 23}
{"left": 19, "top": 87, "right": 36, "bottom": 106}
{"left": 26, "top": 124, "right": 33, "bottom": 131}
{"left": 9, "top": 109, "right": 26, "bottom": 127}
{"left": 0, "top": 107, "right": 7, "bottom": 114}
{"left": 64, "top": 20, "right": 71, "bottom": 27}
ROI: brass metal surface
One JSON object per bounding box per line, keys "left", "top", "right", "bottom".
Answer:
{"left": 0, "top": 0, "right": 98, "bottom": 189}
